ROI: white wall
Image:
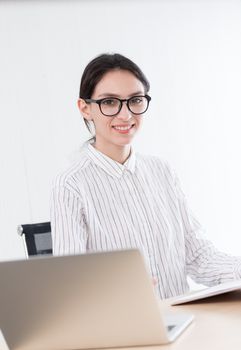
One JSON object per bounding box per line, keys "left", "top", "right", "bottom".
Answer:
{"left": 0, "top": 0, "right": 241, "bottom": 261}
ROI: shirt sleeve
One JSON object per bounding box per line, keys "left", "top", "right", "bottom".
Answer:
{"left": 50, "top": 183, "right": 88, "bottom": 256}
{"left": 173, "top": 169, "right": 241, "bottom": 285}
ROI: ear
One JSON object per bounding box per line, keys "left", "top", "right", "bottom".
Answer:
{"left": 77, "top": 98, "right": 92, "bottom": 121}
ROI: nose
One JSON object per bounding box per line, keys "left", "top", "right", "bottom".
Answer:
{"left": 115, "top": 101, "right": 132, "bottom": 121}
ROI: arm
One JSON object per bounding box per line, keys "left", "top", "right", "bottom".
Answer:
{"left": 50, "top": 183, "right": 88, "bottom": 256}
{"left": 174, "top": 171, "right": 241, "bottom": 285}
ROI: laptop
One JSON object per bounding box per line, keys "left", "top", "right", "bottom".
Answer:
{"left": 170, "top": 279, "right": 241, "bottom": 305}
{"left": 0, "top": 249, "right": 193, "bottom": 350}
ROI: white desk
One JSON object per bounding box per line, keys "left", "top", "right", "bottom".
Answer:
{"left": 109, "top": 290, "right": 241, "bottom": 350}
{"left": 1, "top": 290, "right": 240, "bottom": 349}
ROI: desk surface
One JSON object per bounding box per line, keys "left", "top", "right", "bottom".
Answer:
{"left": 108, "top": 290, "right": 241, "bottom": 350}
{"left": 0, "top": 290, "right": 240, "bottom": 350}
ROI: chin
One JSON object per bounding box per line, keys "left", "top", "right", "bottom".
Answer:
{"left": 114, "top": 138, "right": 133, "bottom": 147}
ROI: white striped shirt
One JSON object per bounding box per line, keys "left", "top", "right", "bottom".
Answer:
{"left": 50, "top": 142, "right": 241, "bottom": 299}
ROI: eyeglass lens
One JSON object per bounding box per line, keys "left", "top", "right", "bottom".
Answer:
{"left": 100, "top": 96, "right": 149, "bottom": 116}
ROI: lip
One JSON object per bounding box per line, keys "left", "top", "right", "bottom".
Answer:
{"left": 112, "top": 123, "right": 135, "bottom": 134}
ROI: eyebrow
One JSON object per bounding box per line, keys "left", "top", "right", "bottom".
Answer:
{"left": 97, "top": 91, "right": 145, "bottom": 98}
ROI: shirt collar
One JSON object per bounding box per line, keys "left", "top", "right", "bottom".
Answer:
{"left": 85, "top": 142, "right": 136, "bottom": 178}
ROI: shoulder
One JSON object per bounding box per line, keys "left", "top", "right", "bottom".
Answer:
{"left": 52, "top": 151, "right": 91, "bottom": 195}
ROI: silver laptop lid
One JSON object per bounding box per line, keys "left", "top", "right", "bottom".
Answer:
{"left": 0, "top": 249, "right": 170, "bottom": 350}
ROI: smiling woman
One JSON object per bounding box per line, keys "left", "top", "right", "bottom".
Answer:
{"left": 78, "top": 69, "right": 148, "bottom": 163}
{"left": 77, "top": 53, "right": 151, "bottom": 163}
{"left": 50, "top": 53, "right": 241, "bottom": 300}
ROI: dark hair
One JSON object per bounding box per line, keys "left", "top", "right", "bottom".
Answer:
{"left": 79, "top": 53, "right": 150, "bottom": 134}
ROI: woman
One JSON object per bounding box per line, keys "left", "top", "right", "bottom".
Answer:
{"left": 51, "top": 53, "right": 241, "bottom": 299}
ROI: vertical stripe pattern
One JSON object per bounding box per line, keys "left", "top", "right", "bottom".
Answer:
{"left": 50, "top": 143, "right": 241, "bottom": 299}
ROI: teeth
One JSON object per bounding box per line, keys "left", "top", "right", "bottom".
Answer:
{"left": 113, "top": 125, "right": 132, "bottom": 130}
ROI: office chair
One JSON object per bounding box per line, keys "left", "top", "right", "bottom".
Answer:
{"left": 17, "top": 221, "right": 52, "bottom": 257}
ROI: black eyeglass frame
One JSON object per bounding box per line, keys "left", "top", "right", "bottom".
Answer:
{"left": 82, "top": 94, "right": 151, "bottom": 117}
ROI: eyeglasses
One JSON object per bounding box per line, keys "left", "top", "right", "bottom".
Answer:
{"left": 83, "top": 95, "right": 151, "bottom": 117}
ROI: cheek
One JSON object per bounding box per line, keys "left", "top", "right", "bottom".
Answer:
{"left": 92, "top": 114, "right": 112, "bottom": 131}
{"left": 89, "top": 105, "right": 99, "bottom": 119}
{"left": 135, "top": 116, "right": 143, "bottom": 127}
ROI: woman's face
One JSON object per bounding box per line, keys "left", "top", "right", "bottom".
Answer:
{"left": 79, "top": 69, "right": 146, "bottom": 152}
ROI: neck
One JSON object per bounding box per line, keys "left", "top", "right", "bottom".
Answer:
{"left": 93, "top": 141, "right": 131, "bottom": 164}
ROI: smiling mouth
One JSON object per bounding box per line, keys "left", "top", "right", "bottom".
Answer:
{"left": 112, "top": 124, "right": 135, "bottom": 131}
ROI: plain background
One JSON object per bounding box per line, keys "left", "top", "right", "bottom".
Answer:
{"left": 0, "top": 0, "right": 241, "bottom": 262}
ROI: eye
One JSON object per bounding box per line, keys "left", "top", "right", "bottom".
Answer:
{"left": 129, "top": 96, "right": 143, "bottom": 105}
{"left": 101, "top": 98, "right": 118, "bottom": 106}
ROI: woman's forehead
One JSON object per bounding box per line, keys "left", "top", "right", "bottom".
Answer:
{"left": 93, "top": 69, "right": 145, "bottom": 97}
